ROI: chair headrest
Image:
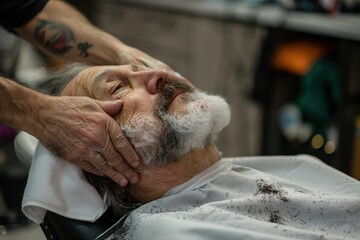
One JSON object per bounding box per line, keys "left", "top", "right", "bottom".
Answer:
{"left": 14, "top": 131, "right": 39, "bottom": 166}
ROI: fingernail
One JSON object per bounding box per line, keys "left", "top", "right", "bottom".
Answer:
{"left": 130, "top": 174, "right": 139, "bottom": 184}
{"left": 132, "top": 160, "right": 140, "bottom": 168}
{"left": 120, "top": 179, "right": 128, "bottom": 187}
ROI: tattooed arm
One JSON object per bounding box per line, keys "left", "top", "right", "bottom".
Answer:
{"left": 14, "top": 0, "right": 171, "bottom": 69}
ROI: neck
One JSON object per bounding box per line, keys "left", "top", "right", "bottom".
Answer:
{"left": 128, "top": 144, "right": 220, "bottom": 203}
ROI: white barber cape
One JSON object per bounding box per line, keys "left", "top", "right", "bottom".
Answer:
{"left": 98, "top": 155, "right": 360, "bottom": 240}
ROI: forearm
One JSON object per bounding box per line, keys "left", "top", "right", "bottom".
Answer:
{"left": 0, "top": 77, "right": 48, "bottom": 137}
{"left": 14, "top": 0, "right": 125, "bottom": 65}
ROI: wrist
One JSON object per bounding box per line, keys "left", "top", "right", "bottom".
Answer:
{"left": 25, "top": 94, "right": 55, "bottom": 140}
{"left": 0, "top": 78, "right": 51, "bottom": 137}
{"left": 100, "top": 36, "right": 129, "bottom": 65}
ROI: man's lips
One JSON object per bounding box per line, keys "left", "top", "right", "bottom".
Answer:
{"left": 155, "top": 80, "right": 193, "bottom": 114}
{"left": 169, "top": 89, "right": 186, "bottom": 106}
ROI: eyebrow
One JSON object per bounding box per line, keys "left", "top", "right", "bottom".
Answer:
{"left": 93, "top": 69, "right": 114, "bottom": 84}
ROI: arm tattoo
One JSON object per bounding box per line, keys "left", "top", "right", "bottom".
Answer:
{"left": 77, "top": 42, "right": 93, "bottom": 58}
{"left": 35, "top": 20, "right": 93, "bottom": 58}
{"left": 35, "top": 20, "right": 74, "bottom": 55}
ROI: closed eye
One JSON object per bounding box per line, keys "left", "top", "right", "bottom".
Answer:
{"left": 112, "top": 82, "right": 126, "bottom": 94}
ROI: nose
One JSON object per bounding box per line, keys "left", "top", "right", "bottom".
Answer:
{"left": 135, "top": 69, "right": 168, "bottom": 94}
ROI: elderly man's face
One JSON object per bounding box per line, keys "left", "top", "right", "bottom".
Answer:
{"left": 61, "top": 65, "right": 195, "bottom": 124}
{"left": 62, "top": 65, "right": 230, "bottom": 165}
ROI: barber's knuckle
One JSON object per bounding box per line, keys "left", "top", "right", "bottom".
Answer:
{"left": 101, "top": 166, "right": 128, "bottom": 186}
{"left": 107, "top": 170, "right": 123, "bottom": 181}
{"left": 77, "top": 146, "right": 91, "bottom": 157}
{"left": 107, "top": 155, "right": 123, "bottom": 167}
{"left": 106, "top": 158, "right": 136, "bottom": 179}
{"left": 81, "top": 164, "right": 96, "bottom": 174}
{"left": 123, "top": 167, "right": 136, "bottom": 178}
{"left": 87, "top": 135, "right": 104, "bottom": 148}
{"left": 58, "top": 148, "right": 87, "bottom": 165}
{"left": 97, "top": 161, "right": 110, "bottom": 172}
{"left": 114, "top": 134, "right": 128, "bottom": 148}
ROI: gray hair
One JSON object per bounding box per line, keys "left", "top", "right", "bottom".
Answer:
{"left": 37, "top": 63, "right": 89, "bottom": 95}
{"left": 85, "top": 173, "right": 140, "bottom": 216}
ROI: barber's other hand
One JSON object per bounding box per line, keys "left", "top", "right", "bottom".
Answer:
{"left": 37, "top": 96, "right": 140, "bottom": 186}
{"left": 118, "top": 46, "right": 173, "bottom": 72}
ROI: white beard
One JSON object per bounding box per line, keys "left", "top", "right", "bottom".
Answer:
{"left": 122, "top": 91, "right": 231, "bottom": 165}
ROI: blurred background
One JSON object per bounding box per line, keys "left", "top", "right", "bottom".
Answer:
{"left": 1, "top": 0, "right": 359, "bottom": 239}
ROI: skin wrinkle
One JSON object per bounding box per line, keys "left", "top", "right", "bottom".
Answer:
{"left": 119, "top": 102, "right": 136, "bottom": 127}
{"left": 40, "top": 99, "right": 92, "bottom": 160}
{"left": 93, "top": 70, "right": 110, "bottom": 86}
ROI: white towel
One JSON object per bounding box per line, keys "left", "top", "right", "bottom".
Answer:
{"left": 21, "top": 143, "right": 107, "bottom": 224}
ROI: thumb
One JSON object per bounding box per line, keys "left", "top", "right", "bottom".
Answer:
{"left": 97, "top": 99, "right": 123, "bottom": 116}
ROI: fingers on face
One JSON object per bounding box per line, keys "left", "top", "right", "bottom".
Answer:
{"left": 79, "top": 161, "right": 103, "bottom": 176}
{"left": 106, "top": 120, "right": 140, "bottom": 168}
{"left": 90, "top": 153, "right": 139, "bottom": 187}
{"left": 105, "top": 138, "right": 140, "bottom": 184}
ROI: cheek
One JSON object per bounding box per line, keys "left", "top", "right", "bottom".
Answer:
{"left": 120, "top": 91, "right": 155, "bottom": 123}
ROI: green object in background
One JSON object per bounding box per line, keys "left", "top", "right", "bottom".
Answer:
{"left": 295, "top": 58, "right": 341, "bottom": 140}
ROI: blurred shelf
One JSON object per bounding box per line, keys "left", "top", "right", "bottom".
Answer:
{"left": 102, "top": 0, "right": 360, "bottom": 41}
{"left": 285, "top": 11, "right": 360, "bottom": 41}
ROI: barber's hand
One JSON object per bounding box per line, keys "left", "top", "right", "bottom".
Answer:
{"left": 38, "top": 96, "right": 140, "bottom": 187}
{"left": 118, "top": 46, "right": 173, "bottom": 72}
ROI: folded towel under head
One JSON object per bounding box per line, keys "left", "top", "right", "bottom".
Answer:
{"left": 22, "top": 143, "right": 107, "bottom": 224}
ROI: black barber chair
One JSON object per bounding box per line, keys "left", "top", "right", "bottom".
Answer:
{"left": 14, "top": 132, "right": 117, "bottom": 240}
{"left": 41, "top": 208, "right": 117, "bottom": 240}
